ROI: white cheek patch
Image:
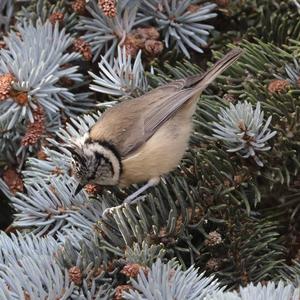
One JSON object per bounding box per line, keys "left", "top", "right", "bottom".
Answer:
{"left": 83, "top": 143, "right": 121, "bottom": 184}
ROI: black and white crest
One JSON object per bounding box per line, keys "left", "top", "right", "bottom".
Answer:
{"left": 69, "top": 137, "right": 122, "bottom": 194}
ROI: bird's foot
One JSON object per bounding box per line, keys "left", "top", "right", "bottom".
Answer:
{"left": 102, "top": 196, "right": 147, "bottom": 218}
{"left": 102, "top": 204, "right": 123, "bottom": 218}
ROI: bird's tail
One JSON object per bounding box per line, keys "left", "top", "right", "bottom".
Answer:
{"left": 186, "top": 48, "right": 243, "bottom": 94}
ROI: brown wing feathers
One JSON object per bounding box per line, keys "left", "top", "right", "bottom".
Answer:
{"left": 89, "top": 48, "right": 243, "bottom": 157}
{"left": 142, "top": 48, "right": 243, "bottom": 144}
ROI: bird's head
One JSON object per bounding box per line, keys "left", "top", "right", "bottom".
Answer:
{"left": 69, "top": 140, "right": 122, "bottom": 195}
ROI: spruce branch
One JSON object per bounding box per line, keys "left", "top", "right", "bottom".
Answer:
{"left": 89, "top": 46, "right": 148, "bottom": 99}
{"left": 0, "top": 22, "right": 91, "bottom": 137}
{"left": 281, "top": 58, "right": 300, "bottom": 86}
{"left": 16, "top": 0, "right": 78, "bottom": 32}
{"left": 124, "top": 242, "right": 166, "bottom": 266}
{"left": 212, "top": 101, "right": 277, "bottom": 167}
{"left": 123, "top": 258, "right": 222, "bottom": 300}
{"left": 0, "top": 0, "right": 13, "bottom": 33}
{"left": 56, "top": 239, "right": 115, "bottom": 299}
{"left": 12, "top": 176, "right": 88, "bottom": 236}
{"left": 140, "top": 0, "right": 217, "bottom": 58}
{"left": 0, "top": 232, "right": 75, "bottom": 299}
{"left": 209, "top": 281, "right": 300, "bottom": 300}
{"left": 0, "top": 20, "right": 93, "bottom": 133}
{"left": 78, "top": 0, "right": 151, "bottom": 62}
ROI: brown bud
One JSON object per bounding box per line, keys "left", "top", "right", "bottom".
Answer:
{"left": 37, "top": 149, "right": 48, "bottom": 160}
{"left": 123, "top": 35, "right": 140, "bottom": 57}
{"left": 188, "top": 206, "right": 204, "bottom": 224}
{"left": 268, "top": 79, "right": 289, "bottom": 94}
{"left": 135, "top": 27, "right": 160, "bottom": 41}
{"left": 145, "top": 40, "right": 164, "bottom": 56}
{"left": 0, "top": 73, "right": 14, "bottom": 101}
{"left": 59, "top": 76, "right": 74, "bottom": 87}
{"left": 206, "top": 258, "right": 220, "bottom": 271}
{"left": 73, "top": 38, "right": 92, "bottom": 61}
{"left": 84, "top": 183, "right": 102, "bottom": 195}
{"left": 99, "top": 0, "right": 117, "bottom": 18}
{"left": 51, "top": 167, "right": 64, "bottom": 176}
{"left": 114, "top": 285, "right": 133, "bottom": 300}
{"left": 24, "top": 291, "right": 31, "bottom": 300}
{"left": 2, "top": 168, "right": 24, "bottom": 195}
{"left": 69, "top": 266, "right": 82, "bottom": 285}
{"left": 0, "top": 40, "right": 6, "bottom": 49}
{"left": 204, "top": 231, "right": 222, "bottom": 247}
{"left": 121, "top": 263, "right": 149, "bottom": 278}
{"left": 49, "top": 12, "right": 64, "bottom": 25}
{"left": 72, "top": 0, "right": 86, "bottom": 14}
{"left": 13, "top": 91, "right": 28, "bottom": 106}
{"left": 21, "top": 105, "right": 45, "bottom": 147}
{"left": 223, "top": 93, "right": 236, "bottom": 103}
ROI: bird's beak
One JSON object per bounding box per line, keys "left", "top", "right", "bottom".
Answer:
{"left": 74, "top": 183, "right": 84, "bottom": 196}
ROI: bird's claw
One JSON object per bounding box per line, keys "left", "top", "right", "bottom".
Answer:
{"left": 102, "top": 196, "right": 147, "bottom": 218}
{"left": 102, "top": 204, "right": 123, "bottom": 218}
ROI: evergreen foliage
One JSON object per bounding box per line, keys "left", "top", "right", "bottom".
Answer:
{"left": 0, "top": 0, "right": 299, "bottom": 299}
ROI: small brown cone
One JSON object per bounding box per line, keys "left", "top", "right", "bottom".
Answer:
{"left": 73, "top": 38, "right": 92, "bottom": 61}
{"left": 135, "top": 27, "right": 160, "bottom": 41}
{"left": 0, "top": 73, "right": 14, "bottom": 101}
{"left": 145, "top": 40, "right": 164, "bottom": 56}
{"left": 49, "top": 12, "right": 65, "bottom": 25}
{"left": 69, "top": 266, "right": 82, "bottom": 285}
{"left": 121, "top": 263, "right": 149, "bottom": 278}
{"left": 204, "top": 231, "right": 223, "bottom": 247}
{"left": 72, "top": 0, "right": 86, "bottom": 14}
{"left": 268, "top": 79, "right": 289, "bottom": 94}
{"left": 99, "top": 0, "right": 117, "bottom": 18}
{"left": 21, "top": 105, "right": 45, "bottom": 147}
{"left": 2, "top": 168, "right": 24, "bottom": 195}
{"left": 114, "top": 285, "right": 133, "bottom": 300}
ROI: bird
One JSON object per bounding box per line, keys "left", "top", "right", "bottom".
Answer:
{"left": 69, "top": 48, "right": 243, "bottom": 210}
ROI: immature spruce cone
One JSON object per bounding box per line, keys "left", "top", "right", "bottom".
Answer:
{"left": 99, "top": 0, "right": 117, "bottom": 18}
{"left": 134, "top": 27, "right": 160, "bottom": 41}
{"left": 73, "top": 38, "right": 92, "bottom": 61}
{"left": 121, "top": 263, "right": 149, "bottom": 278}
{"left": 49, "top": 12, "right": 64, "bottom": 25}
{"left": 123, "top": 35, "right": 140, "bottom": 57}
{"left": 145, "top": 40, "right": 164, "bottom": 56}
{"left": 72, "top": 0, "right": 86, "bottom": 14}
{"left": 268, "top": 79, "right": 289, "bottom": 94}
{"left": 68, "top": 266, "right": 82, "bottom": 285}
{"left": 204, "top": 231, "right": 223, "bottom": 247}
{"left": 21, "top": 105, "right": 45, "bottom": 146}
{"left": 2, "top": 168, "right": 24, "bottom": 194}
{"left": 114, "top": 285, "right": 133, "bottom": 300}
{"left": 0, "top": 73, "right": 14, "bottom": 101}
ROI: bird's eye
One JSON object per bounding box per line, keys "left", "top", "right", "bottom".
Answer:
{"left": 72, "top": 159, "right": 80, "bottom": 172}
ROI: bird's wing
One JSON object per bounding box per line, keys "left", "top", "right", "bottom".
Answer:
{"left": 142, "top": 88, "right": 195, "bottom": 137}
{"left": 89, "top": 48, "right": 243, "bottom": 157}
{"left": 88, "top": 79, "right": 187, "bottom": 157}
{"left": 122, "top": 80, "right": 193, "bottom": 155}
